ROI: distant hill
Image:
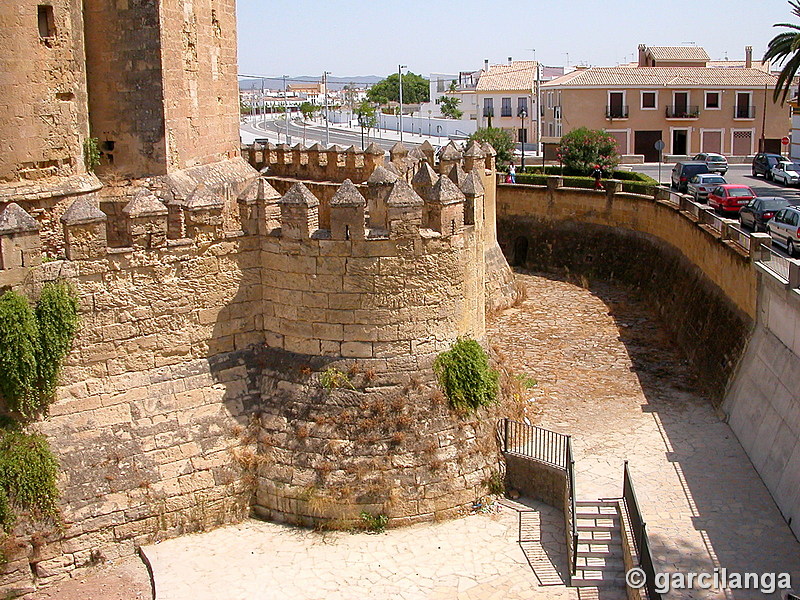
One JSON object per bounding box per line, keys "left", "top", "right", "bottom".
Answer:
{"left": 239, "top": 75, "right": 385, "bottom": 91}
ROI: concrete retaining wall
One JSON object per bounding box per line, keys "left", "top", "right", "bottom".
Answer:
{"left": 723, "top": 267, "right": 800, "bottom": 540}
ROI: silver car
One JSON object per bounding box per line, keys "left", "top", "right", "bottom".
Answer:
{"left": 692, "top": 152, "right": 728, "bottom": 175}
{"left": 767, "top": 205, "right": 800, "bottom": 257}
{"left": 686, "top": 173, "right": 727, "bottom": 202}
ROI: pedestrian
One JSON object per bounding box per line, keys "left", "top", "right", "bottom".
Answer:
{"left": 509, "top": 163, "right": 516, "bottom": 184}
{"left": 591, "top": 164, "right": 603, "bottom": 190}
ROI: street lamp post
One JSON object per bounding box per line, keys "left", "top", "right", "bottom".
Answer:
{"left": 518, "top": 107, "right": 527, "bottom": 169}
{"left": 398, "top": 64, "right": 406, "bottom": 143}
{"left": 323, "top": 71, "right": 331, "bottom": 147}
{"left": 283, "top": 75, "right": 289, "bottom": 144}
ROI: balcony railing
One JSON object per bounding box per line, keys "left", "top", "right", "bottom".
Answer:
{"left": 501, "top": 109, "right": 512, "bottom": 117}
{"left": 734, "top": 106, "right": 755, "bottom": 119}
{"left": 483, "top": 108, "right": 494, "bottom": 117}
{"left": 605, "top": 105, "right": 629, "bottom": 119}
{"left": 665, "top": 105, "right": 700, "bottom": 118}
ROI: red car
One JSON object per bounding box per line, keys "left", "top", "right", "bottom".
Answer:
{"left": 707, "top": 184, "right": 757, "bottom": 213}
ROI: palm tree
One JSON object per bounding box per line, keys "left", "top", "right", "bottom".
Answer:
{"left": 765, "top": 0, "right": 800, "bottom": 104}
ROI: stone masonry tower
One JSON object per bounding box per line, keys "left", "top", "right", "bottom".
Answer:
{"left": 83, "top": 0, "right": 241, "bottom": 177}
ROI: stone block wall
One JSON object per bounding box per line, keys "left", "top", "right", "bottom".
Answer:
{"left": 0, "top": 0, "right": 89, "bottom": 184}
{"left": 0, "top": 223, "right": 264, "bottom": 594}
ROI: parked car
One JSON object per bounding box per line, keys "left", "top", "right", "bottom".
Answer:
{"left": 686, "top": 173, "right": 727, "bottom": 202}
{"left": 671, "top": 161, "right": 711, "bottom": 193}
{"left": 767, "top": 205, "right": 800, "bottom": 257}
{"left": 739, "top": 197, "right": 793, "bottom": 232}
{"left": 770, "top": 160, "right": 800, "bottom": 186}
{"left": 692, "top": 152, "right": 728, "bottom": 175}
{"left": 752, "top": 152, "right": 783, "bottom": 179}
{"left": 707, "top": 184, "right": 756, "bottom": 213}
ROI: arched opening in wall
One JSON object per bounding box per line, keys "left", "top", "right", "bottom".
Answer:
{"left": 512, "top": 236, "right": 529, "bottom": 266}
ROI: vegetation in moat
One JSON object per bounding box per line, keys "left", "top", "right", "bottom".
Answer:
{"left": 434, "top": 338, "right": 499, "bottom": 412}
{"left": 0, "top": 283, "right": 79, "bottom": 417}
{"left": 469, "top": 128, "right": 514, "bottom": 166}
{"left": 0, "top": 283, "right": 78, "bottom": 540}
{"left": 83, "top": 137, "right": 101, "bottom": 172}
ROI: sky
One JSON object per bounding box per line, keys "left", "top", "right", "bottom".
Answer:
{"left": 236, "top": 0, "right": 797, "bottom": 82}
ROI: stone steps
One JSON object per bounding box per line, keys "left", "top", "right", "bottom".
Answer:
{"left": 571, "top": 500, "right": 626, "bottom": 593}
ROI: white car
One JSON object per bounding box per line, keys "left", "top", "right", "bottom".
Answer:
{"left": 770, "top": 161, "right": 800, "bottom": 186}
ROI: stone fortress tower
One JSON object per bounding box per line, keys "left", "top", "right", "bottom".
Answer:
{"left": 0, "top": 0, "right": 519, "bottom": 592}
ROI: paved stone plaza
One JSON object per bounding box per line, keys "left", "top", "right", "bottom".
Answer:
{"left": 143, "top": 499, "right": 578, "bottom": 600}
{"left": 488, "top": 272, "right": 800, "bottom": 600}
{"left": 141, "top": 271, "right": 800, "bottom": 600}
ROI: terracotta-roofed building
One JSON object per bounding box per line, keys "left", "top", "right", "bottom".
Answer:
{"left": 475, "top": 58, "right": 564, "bottom": 152}
{"left": 541, "top": 44, "right": 789, "bottom": 162}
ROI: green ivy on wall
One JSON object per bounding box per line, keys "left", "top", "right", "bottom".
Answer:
{"left": 434, "top": 338, "right": 499, "bottom": 412}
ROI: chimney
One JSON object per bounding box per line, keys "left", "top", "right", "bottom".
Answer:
{"left": 508, "top": 56, "right": 513, "bottom": 65}
{"left": 745, "top": 45, "right": 753, "bottom": 68}
{"left": 638, "top": 44, "right": 647, "bottom": 67}
{"left": 484, "top": 59, "right": 489, "bottom": 72}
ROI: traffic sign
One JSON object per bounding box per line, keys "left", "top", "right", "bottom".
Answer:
{"left": 654, "top": 140, "right": 665, "bottom": 151}
{"left": 782, "top": 136, "right": 791, "bottom": 146}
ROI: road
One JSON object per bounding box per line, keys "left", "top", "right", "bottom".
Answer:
{"left": 241, "top": 118, "right": 426, "bottom": 152}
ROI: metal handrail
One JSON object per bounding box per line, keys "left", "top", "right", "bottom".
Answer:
{"left": 567, "top": 438, "right": 578, "bottom": 578}
{"left": 623, "top": 461, "right": 661, "bottom": 600}
{"left": 760, "top": 244, "right": 791, "bottom": 281}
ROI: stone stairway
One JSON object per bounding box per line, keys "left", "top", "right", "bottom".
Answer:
{"left": 571, "top": 500, "right": 627, "bottom": 598}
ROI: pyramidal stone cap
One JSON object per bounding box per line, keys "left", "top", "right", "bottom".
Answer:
{"left": 238, "top": 177, "right": 281, "bottom": 203}
{"left": 281, "top": 182, "right": 320, "bottom": 207}
{"left": 460, "top": 171, "right": 485, "bottom": 196}
{"left": 386, "top": 179, "right": 424, "bottom": 207}
{"left": 330, "top": 179, "right": 366, "bottom": 207}
{"left": 364, "top": 142, "right": 385, "bottom": 156}
{"left": 419, "top": 140, "right": 434, "bottom": 152}
{"left": 0, "top": 202, "right": 40, "bottom": 234}
{"left": 439, "top": 142, "right": 462, "bottom": 161}
{"left": 345, "top": 145, "right": 359, "bottom": 154}
{"left": 307, "top": 143, "right": 324, "bottom": 152}
{"left": 480, "top": 142, "right": 497, "bottom": 157}
{"left": 186, "top": 184, "right": 224, "bottom": 209}
{"left": 292, "top": 143, "right": 307, "bottom": 152}
{"left": 448, "top": 164, "right": 466, "bottom": 187}
{"left": 61, "top": 196, "right": 107, "bottom": 225}
{"left": 463, "top": 141, "right": 485, "bottom": 158}
{"left": 367, "top": 165, "right": 399, "bottom": 185}
{"left": 408, "top": 146, "right": 426, "bottom": 161}
{"left": 385, "top": 162, "right": 402, "bottom": 176}
{"left": 411, "top": 161, "right": 439, "bottom": 187}
{"left": 328, "top": 144, "right": 345, "bottom": 153}
{"left": 123, "top": 188, "right": 168, "bottom": 217}
{"left": 432, "top": 173, "right": 466, "bottom": 205}
{"left": 390, "top": 141, "right": 409, "bottom": 156}
{"left": 276, "top": 143, "right": 291, "bottom": 151}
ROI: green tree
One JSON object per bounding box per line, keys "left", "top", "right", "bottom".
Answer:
{"left": 439, "top": 96, "right": 463, "bottom": 120}
{"left": 470, "top": 127, "right": 514, "bottom": 166}
{"left": 367, "top": 72, "right": 429, "bottom": 104}
{"left": 355, "top": 101, "right": 377, "bottom": 149}
{"left": 556, "top": 127, "right": 620, "bottom": 174}
{"left": 299, "top": 102, "right": 318, "bottom": 120}
{"left": 765, "top": 0, "right": 800, "bottom": 104}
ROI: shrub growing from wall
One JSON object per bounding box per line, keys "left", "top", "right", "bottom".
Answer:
{"left": 434, "top": 338, "right": 499, "bottom": 412}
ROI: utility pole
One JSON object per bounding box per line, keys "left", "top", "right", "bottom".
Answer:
{"left": 536, "top": 62, "right": 543, "bottom": 162}
{"left": 323, "top": 71, "right": 331, "bottom": 147}
{"left": 283, "top": 75, "right": 289, "bottom": 144}
{"left": 399, "top": 64, "right": 406, "bottom": 143}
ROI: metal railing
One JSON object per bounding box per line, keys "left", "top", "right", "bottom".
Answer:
{"left": 734, "top": 106, "right": 755, "bottom": 119}
{"left": 727, "top": 224, "right": 751, "bottom": 252}
{"left": 665, "top": 105, "right": 700, "bottom": 118}
{"left": 501, "top": 419, "right": 578, "bottom": 580}
{"left": 760, "top": 243, "right": 791, "bottom": 281}
{"left": 502, "top": 418, "right": 570, "bottom": 468}
{"left": 605, "top": 105, "right": 629, "bottom": 119}
{"left": 622, "top": 461, "right": 661, "bottom": 600}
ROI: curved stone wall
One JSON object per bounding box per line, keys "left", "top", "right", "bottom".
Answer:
{"left": 496, "top": 182, "right": 753, "bottom": 402}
